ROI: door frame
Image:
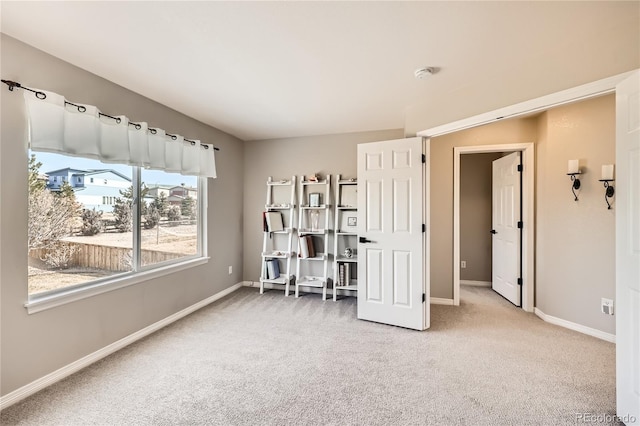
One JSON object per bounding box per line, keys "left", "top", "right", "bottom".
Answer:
{"left": 453, "top": 144, "right": 534, "bottom": 310}
{"left": 418, "top": 69, "right": 636, "bottom": 313}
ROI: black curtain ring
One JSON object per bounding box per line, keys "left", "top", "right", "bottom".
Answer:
{"left": 36, "top": 91, "right": 46, "bottom": 100}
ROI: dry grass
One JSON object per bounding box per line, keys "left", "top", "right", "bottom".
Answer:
{"left": 28, "top": 266, "right": 116, "bottom": 294}
{"left": 28, "top": 224, "right": 197, "bottom": 295}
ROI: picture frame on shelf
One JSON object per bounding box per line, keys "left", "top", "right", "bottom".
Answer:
{"left": 309, "top": 192, "right": 321, "bottom": 207}
{"left": 340, "top": 185, "right": 357, "bottom": 207}
{"left": 347, "top": 216, "right": 357, "bottom": 227}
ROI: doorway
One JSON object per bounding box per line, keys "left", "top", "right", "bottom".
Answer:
{"left": 458, "top": 152, "right": 502, "bottom": 291}
{"left": 452, "top": 143, "right": 535, "bottom": 311}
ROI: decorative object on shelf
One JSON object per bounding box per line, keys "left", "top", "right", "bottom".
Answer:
{"left": 566, "top": 159, "right": 582, "bottom": 201}
{"left": 309, "top": 192, "right": 321, "bottom": 207}
{"left": 307, "top": 173, "right": 320, "bottom": 182}
{"left": 310, "top": 210, "right": 320, "bottom": 231}
{"left": 347, "top": 216, "right": 357, "bottom": 227}
{"left": 344, "top": 247, "right": 353, "bottom": 258}
{"left": 599, "top": 164, "right": 615, "bottom": 209}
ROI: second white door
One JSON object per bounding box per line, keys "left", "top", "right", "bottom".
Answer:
{"left": 492, "top": 152, "right": 521, "bottom": 306}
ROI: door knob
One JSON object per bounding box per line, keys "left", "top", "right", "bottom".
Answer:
{"left": 490, "top": 229, "right": 497, "bottom": 234}
{"left": 359, "top": 236, "right": 372, "bottom": 243}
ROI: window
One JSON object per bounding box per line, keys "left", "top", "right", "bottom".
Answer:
{"left": 27, "top": 151, "right": 204, "bottom": 298}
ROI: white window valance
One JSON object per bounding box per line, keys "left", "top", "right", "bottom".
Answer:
{"left": 24, "top": 89, "right": 217, "bottom": 178}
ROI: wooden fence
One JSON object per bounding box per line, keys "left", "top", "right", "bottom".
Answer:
{"left": 30, "top": 242, "right": 185, "bottom": 272}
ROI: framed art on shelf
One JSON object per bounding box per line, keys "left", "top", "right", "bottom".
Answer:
{"left": 309, "top": 192, "right": 321, "bottom": 207}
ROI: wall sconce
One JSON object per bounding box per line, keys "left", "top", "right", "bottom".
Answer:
{"left": 567, "top": 159, "right": 581, "bottom": 201}
{"left": 599, "top": 164, "right": 615, "bottom": 209}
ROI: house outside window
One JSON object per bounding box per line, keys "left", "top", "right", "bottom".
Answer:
{"left": 28, "top": 152, "right": 204, "bottom": 298}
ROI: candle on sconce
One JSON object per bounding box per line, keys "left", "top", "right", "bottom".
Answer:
{"left": 568, "top": 159, "right": 580, "bottom": 174}
{"left": 602, "top": 164, "right": 614, "bottom": 180}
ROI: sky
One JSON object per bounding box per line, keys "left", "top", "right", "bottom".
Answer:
{"left": 31, "top": 151, "right": 197, "bottom": 187}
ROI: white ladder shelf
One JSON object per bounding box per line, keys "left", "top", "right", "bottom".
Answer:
{"left": 333, "top": 174, "right": 359, "bottom": 300}
{"left": 295, "top": 175, "right": 332, "bottom": 300}
{"left": 260, "top": 176, "right": 297, "bottom": 296}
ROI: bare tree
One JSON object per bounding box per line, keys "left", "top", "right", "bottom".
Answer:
{"left": 28, "top": 155, "right": 80, "bottom": 266}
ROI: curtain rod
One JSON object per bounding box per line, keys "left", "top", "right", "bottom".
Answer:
{"left": 2, "top": 79, "right": 220, "bottom": 151}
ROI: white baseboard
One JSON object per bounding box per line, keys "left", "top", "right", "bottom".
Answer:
{"left": 243, "top": 281, "right": 357, "bottom": 297}
{"left": 534, "top": 308, "right": 615, "bottom": 343}
{"left": 460, "top": 280, "right": 492, "bottom": 287}
{"left": 430, "top": 297, "right": 455, "bottom": 305}
{"left": 0, "top": 282, "right": 244, "bottom": 411}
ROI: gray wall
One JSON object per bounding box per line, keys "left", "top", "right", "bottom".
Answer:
{"left": 535, "top": 95, "right": 616, "bottom": 335}
{"left": 460, "top": 153, "right": 502, "bottom": 282}
{"left": 1, "top": 35, "right": 245, "bottom": 395}
{"left": 242, "top": 130, "right": 403, "bottom": 282}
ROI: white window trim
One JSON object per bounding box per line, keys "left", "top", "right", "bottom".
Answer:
{"left": 25, "top": 175, "right": 209, "bottom": 314}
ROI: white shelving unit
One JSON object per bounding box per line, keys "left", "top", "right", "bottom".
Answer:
{"left": 333, "top": 174, "right": 358, "bottom": 301}
{"left": 260, "top": 176, "right": 297, "bottom": 296}
{"left": 295, "top": 175, "right": 331, "bottom": 300}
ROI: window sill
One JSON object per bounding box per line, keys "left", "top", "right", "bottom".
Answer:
{"left": 25, "top": 256, "right": 210, "bottom": 314}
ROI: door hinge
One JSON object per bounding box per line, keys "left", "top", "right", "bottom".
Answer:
{"left": 517, "top": 221, "right": 523, "bottom": 229}
{"left": 517, "top": 164, "right": 523, "bottom": 172}
{"left": 517, "top": 278, "right": 523, "bottom": 285}
{"left": 422, "top": 293, "right": 426, "bottom": 303}
{"left": 422, "top": 224, "right": 426, "bottom": 233}
{"left": 422, "top": 154, "right": 426, "bottom": 163}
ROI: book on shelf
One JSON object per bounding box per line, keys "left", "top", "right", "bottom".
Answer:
{"left": 338, "top": 262, "right": 351, "bottom": 286}
{"left": 266, "top": 259, "right": 280, "bottom": 279}
{"left": 298, "top": 235, "right": 316, "bottom": 259}
{"left": 265, "top": 211, "right": 284, "bottom": 232}
{"left": 344, "top": 263, "right": 351, "bottom": 286}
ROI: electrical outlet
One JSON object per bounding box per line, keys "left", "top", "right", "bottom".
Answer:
{"left": 601, "top": 298, "right": 614, "bottom": 315}
{"left": 461, "top": 261, "right": 466, "bottom": 269}
{"left": 228, "top": 266, "right": 233, "bottom": 275}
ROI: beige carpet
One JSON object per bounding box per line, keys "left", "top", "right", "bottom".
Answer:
{"left": 1, "top": 285, "right": 618, "bottom": 425}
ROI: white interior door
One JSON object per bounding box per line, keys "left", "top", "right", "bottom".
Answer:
{"left": 492, "top": 152, "right": 521, "bottom": 306}
{"left": 357, "top": 137, "right": 426, "bottom": 330}
{"left": 616, "top": 70, "right": 640, "bottom": 425}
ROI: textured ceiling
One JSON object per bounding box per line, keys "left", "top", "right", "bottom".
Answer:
{"left": 1, "top": 1, "right": 638, "bottom": 141}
